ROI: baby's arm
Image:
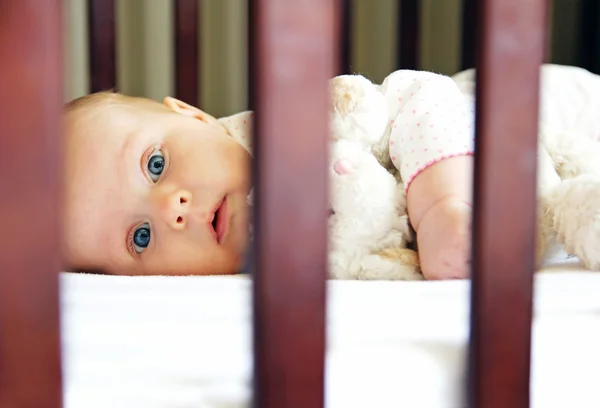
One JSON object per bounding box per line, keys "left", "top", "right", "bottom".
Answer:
{"left": 388, "top": 75, "right": 474, "bottom": 279}
{"left": 407, "top": 156, "right": 473, "bottom": 279}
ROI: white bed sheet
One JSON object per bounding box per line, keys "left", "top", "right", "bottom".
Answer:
{"left": 60, "top": 259, "right": 600, "bottom": 408}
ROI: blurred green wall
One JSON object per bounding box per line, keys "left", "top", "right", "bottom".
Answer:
{"left": 63, "top": 0, "right": 589, "bottom": 117}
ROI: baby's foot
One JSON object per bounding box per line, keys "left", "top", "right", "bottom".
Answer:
{"left": 416, "top": 197, "right": 472, "bottom": 279}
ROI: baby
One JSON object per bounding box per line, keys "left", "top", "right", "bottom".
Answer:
{"left": 63, "top": 94, "right": 252, "bottom": 276}
{"left": 62, "top": 71, "right": 475, "bottom": 279}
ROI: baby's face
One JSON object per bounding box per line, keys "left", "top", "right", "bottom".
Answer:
{"left": 63, "top": 96, "right": 251, "bottom": 275}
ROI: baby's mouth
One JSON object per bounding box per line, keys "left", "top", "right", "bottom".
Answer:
{"left": 211, "top": 197, "right": 229, "bottom": 244}
{"left": 211, "top": 212, "right": 219, "bottom": 231}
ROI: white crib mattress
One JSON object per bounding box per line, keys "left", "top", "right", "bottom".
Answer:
{"left": 60, "top": 259, "right": 600, "bottom": 408}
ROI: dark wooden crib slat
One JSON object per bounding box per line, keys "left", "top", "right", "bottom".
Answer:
{"left": 247, "top": 0, "right": 255, "bottom": 110}
{"left": 250, "top": 0, "right": 337, "bottom": 407}
{"left": 397, "top": 0, "right": 420, "bottom": 70}
{"left": 469, "top": 0, "right": 547, "bottom": 407}
{"left": 339, "top": 0, "right": 352, "bottom": 74}
{"left": 461, "top": 0, "right": 477, "bottom": 70}
{"left": 174, "top": 0, "right": 200, "bottom": 106}
{"left": 0, "top": 1, "right": 64, "bottom": 407}
{"left": 88, "top": 0, "right": 116, "bottom": 92}
{"left": 578, "top": 0, "right": 600, "bottom": 74}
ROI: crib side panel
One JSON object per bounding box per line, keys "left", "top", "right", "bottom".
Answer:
{"left": 250, "top": 0, "right": 338, "bottom": 407}
{"left": 89, "top": 0, "right": 117, "bottom": 92}
{"left": 461, "top": 0, "right": 477, "bottom": 70}
{"left": 397, "top": 0, "right": 420, "bottom": 69}
{"left": 468, "top": 0, "right": 547, "bottom": 407}
{"left": 0, "top": 1, "right": 64, "bottom": 407}
{"left": 339, "top": 0, "right": 352, "bottom": 74}
{"left": 174, "top": 0, "right": 200, "bottom": 106}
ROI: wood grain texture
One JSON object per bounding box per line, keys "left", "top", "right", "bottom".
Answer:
{"left": 468, "top": 0, "right": 547, "bottom": 407}
{"left": 88, "top": 0, "right": 116, "bottom": 92}
{"left": 397, "top": 0, "right": 420, "bottom": 69}
{"left": 0, "top": 1, "right": 64, "bottom": 407}
{"left": 175, "top": 0, "right": 200, "bottom": 106}
{"left": 250, "top": 0, "right": 337, "bottom": 407}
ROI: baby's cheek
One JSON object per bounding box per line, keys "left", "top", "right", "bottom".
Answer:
{"left": 220, "top": 142, "right": 252, "bottom": 186}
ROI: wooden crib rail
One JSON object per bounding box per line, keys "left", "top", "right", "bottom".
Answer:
{"left": 88, "top": 0, "right": 116, "bottom": 92}
{"left": 339, "top": 0, "right": 351, "bottom": 74}
{"left": 461, "top": 0, "right": 477, "bottom": 70}
{"left": 398, "top": 0, "right": 420, "bottom": 70}
{"left": 468, "top": 1, "right": 546, "bottom": 407}
{"left": 87, "top": 0, "right": 202, "bottom": 105}
{"left": 0, "top": 1, "right": 64, "bottom": 407}
{"left": 251, "top": 1, "right": 336, "bottom": 406}
{"left": 174, "top": 0, "right": 200, "bottom": 106}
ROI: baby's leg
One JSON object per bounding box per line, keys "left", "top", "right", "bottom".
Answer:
{"left": 407, "top": 155, "right": 473, "bottom": 279}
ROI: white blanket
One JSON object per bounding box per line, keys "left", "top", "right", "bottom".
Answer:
{"left": 61, "top": 259, "right": 600, "bottom": 408}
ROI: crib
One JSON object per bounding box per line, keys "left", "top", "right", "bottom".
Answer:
{"left": 0, "top": 0, "right": 590, "bottom": 407}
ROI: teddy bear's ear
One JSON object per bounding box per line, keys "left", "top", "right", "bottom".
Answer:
{"left": 163, "top": 97, "right": 222, "bottom": 127}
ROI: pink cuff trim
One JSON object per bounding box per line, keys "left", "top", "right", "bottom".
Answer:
{"left": 404, "top": 151, "right": 474, "bottom": 195}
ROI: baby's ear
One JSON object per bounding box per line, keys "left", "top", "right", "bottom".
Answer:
{"left": 163, "top": 97, "right": 222, "bottom": 128}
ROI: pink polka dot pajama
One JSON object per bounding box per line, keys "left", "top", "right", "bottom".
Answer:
{"left": 383, "top": 72, "right": 475, "bottom": 193}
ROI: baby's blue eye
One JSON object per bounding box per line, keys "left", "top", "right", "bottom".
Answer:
{"left": 147, "top": 150, "right": 165, "bottom": 182}
{"left": 132, "top": 223, "right": 151, "bottom": 254}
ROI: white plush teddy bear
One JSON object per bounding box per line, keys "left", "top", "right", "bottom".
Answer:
{"left": 327, "top": 75, "right": 422, "bottom": 280}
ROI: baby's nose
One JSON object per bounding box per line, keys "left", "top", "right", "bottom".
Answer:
{"left": 157, "top": 189, "right": 193, "bottom": 230}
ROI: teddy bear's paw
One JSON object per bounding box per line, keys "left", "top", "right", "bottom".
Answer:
{"left": 329, "top": 152, "right": 398, "bottom": 221}
{"left": 355, "top": 248, "right": 422, "bottom": 280}
{"left": 546, "top": 175, "right": 600, "bottom": 270}
{"left": 330, "top": 140, "right": 396, "bottom": 189}
{"left": 332, "top": 158, "right": 355, "bottom": 175}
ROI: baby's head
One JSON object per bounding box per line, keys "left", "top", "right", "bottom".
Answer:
{"left": 63, "top": 92, "right": 251, "bottom": 275}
